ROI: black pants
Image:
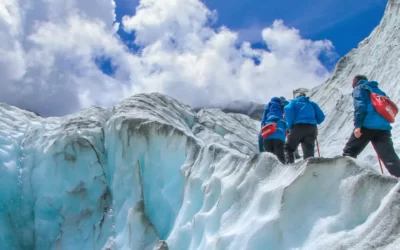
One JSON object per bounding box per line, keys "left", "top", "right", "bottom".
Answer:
{"left": 285, "top": 124, "right": 317, "bottom": 164}
{"left": 294, "top": 148, "right": 301, "bottom": 159}
{"left": 343, "top": 128, "right": 400, "bottom": 177}
{"left": 263, "top": 139, "right": 285, "bottom": 164}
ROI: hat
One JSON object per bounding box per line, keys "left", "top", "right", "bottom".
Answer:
{"left": 294, "top": 92, "right": 306, "bottom": 98}
{"left": 353, "top": 75, "right": 368, "bottom": 87}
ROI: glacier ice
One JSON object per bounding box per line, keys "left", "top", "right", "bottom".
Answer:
{"left": 1, "top": 105, "right": 114, "bottom": 249}
{"left": 1, "top": 90, "right": 400, "bottom": 250}
{"left": 1, "top": 1, "right": 400, "bottom": 249}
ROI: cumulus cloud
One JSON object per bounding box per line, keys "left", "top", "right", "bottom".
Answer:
{"left": 0, "top": 0, "right": 336, "bottom": 116}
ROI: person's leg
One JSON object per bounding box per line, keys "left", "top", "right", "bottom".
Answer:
{"left": 273, "top": 140, "right": 286, "bottom": 164}
{"left": 301, "top": 125, "right": 317, "bottom": 159}
{"left": 258, "top": 132, "right": 264, "bottom": 153}
{"left": 294, "top": 148, "right": 301, "bottom": 159}
{"left": 342, "top": 129, "right": 371, "bottom": 158}
{"left": 263, "top": 139, "right": 274, "bottom": 153}
{"left": 284, "top": 126, "right": 303, "bottom": 164}
{"left": 371, "top": 130, "right": 400, "bottom": 177}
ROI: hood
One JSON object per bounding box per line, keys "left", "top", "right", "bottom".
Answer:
{"left": 357, "top": 80, "right": 379, "bottom": 88}
{"left": 270, "top": 97, "right": 281, "bottom": 103}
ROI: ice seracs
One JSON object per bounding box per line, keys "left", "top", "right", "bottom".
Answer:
{"left": 1, "top": 91, "right": 400, "bottom": 250}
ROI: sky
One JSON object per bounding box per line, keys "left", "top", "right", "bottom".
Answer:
{"left": 0, "top": 0, "right": 387, "bottom": 116}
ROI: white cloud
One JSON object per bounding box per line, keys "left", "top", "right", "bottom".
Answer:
{"left": 0, "top": 0, "right": 335, "bottom": 116}
{"left": 0, "top": 0, "right": 121, "bottom": 116}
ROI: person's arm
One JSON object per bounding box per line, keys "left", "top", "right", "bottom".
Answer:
{"left": 261, "top": 104, "right": 269, "bottom": 127}
{"left": 284, "top": 102, "right": 294, "bottom": 129}
{"left": 353, "top": 87, "right": 368, "bottom": 128}
{"left": 313, "top": 102, "right": 325, "bottom": 124}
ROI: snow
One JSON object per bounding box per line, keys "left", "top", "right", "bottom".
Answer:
{"left": 1, "top": 1, "right": 400, "bottom": 249}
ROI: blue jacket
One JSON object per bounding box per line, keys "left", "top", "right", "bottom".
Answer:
{"left": 261, "top": 97, "right": 284, "bottom": 127}
{"left": 284, "top": 96, "right": 325, "bottom": 129}
{"left": 263, "top": 115, "right": 287, "bottom": 142}
{"left": 353, "top": 80, "right": 391, "bottom": 130}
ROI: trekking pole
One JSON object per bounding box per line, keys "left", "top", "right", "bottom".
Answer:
{"left": 316, "top": 139, "right": 321, "bottom": 157}
{"left": 377, "top": 156, "right": 384, "bottom": 174}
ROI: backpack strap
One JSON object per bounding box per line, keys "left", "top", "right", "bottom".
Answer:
{"left": 352, "top": 84, "right": 372, "bottom": 100}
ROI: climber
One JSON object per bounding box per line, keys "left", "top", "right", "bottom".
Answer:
{"left": 342, "top": 75, "right": 400, "bottom": 177}
{"left": 258, "top": 97, "right": 288, "bottom": 163}
{"left": 259, "top": 97, "right": 283, "bottom": 152}
{"left": 284, "top": 92, "right": 325, "bottom": 164}
{"left": 261, "top": 97, "right": 288, "bottom": 164}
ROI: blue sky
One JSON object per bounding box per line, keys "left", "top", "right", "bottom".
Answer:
{"left": 114, "top": 0, "right": 386, "bottom": 71}
{"left": 0, "top": 0, "right": 389, "bottom": 116}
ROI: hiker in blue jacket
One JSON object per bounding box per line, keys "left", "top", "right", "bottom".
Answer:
{"left": 258, "top": 97, "right": 285, "bottom": 153}
{"left": 343, "top": 75, "right": 400, "bottom": 177}
{"left": 284, "top": 92, "right": 325, "bottom": 163}
{"left": 258, "top": 97, "right": 288, "bottom": 163}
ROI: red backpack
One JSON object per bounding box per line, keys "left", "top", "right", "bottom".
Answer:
{"left": 363, "top": 85, "right": 398, "bottom": 123}
{"left": 261, "top": 123, "right": 277, "bottom": 139}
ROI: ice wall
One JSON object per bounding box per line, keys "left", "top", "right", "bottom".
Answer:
{"left": 103, "top": 94, "right": 198, "bottom": 249}
{"left": 0, "top": 104, "right": 38, "bottom": 249}
{"left": 0, "top": 105, "right": 115, "bottom": 249}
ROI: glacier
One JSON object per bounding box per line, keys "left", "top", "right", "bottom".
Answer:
{"left": 1, "top": 91, "right": 400, "bottom": 250}
{"left": 1, "top": 0, "right": 400, "bottom": 249}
